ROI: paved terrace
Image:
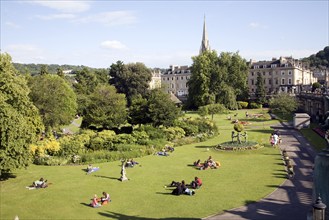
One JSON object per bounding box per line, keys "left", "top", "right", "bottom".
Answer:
{"left": 204, "top": 122, "right": 317, "bottom": 220}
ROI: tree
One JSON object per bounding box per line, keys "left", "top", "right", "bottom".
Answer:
{"left": 255, "top": 72, "right": 266, "bottom": 105}
{"left": 187, "top": 50, "right": 249, "bottom": 109}
{"left": 73, "top": 68, "right": 104, "bottom": 115}
{"left": 56, "top": 67, "right": 64, "bottom": 78}
{"left": 128, "top": 89, "right": 181, "bottom": 127}
{"left": 82, "top": 84, "right": 127, "bottom": 129}
{"left": 0, "top": 53, "right": 44, "bottom": 177}
{"left": 109, "top": 61, "right": 152, "bottom": 106}
{"left": 198, "top": 103, "right": 226, "bottom": 120}
{"left": 269, "top": 93, "right": 298, "bottom": 116}
{"left": 147, "top": 89, "right": 181, "bottom": 127}
{"left": 128, "top": 95, "right": 150, "bottom": 125}
{"left": 28, "top": 74, "right": 77, "bottom": 129}
{"left": 312, "top": 82, "right": 321, "bottom": 92}
{"left": 40, "top": 64, "right": 48, "bottom": 75}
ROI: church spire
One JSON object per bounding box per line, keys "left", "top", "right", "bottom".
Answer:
{"left": 199, "top": 15, "right": 210, "bottom": 55}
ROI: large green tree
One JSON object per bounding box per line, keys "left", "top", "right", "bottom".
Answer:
{"left": 128, "top": 89, "right": 180, "bottom": 127}
{"left": 82, "top": 84, "right": 127, "bottom": 129}
{"left": 187, "top": 51, "right": 248, "bottom": 109}
{"left": 269, "top": 93, "right": 298, "bottom": 116}
{"left": 28, "top": 74, "right": 77, "bottom": 129}
{"left": 109, "top": 61, "right": 152, "bottom": 106}
{"left": 0, "top": 53, "right": 44, "bottom": 177}
{"left": 255, "top": 72, "right": 266, "bottom": 105}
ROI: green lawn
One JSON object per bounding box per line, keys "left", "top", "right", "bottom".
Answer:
{"left": 0, "top": 110, "right": 286, "bottom": 220}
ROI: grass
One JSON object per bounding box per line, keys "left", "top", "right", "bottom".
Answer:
{"left": 299, "top": 123, "right": 327, "bottom": 152}
{"left": 1, "top": 109, "right": 286, "bottom": 220}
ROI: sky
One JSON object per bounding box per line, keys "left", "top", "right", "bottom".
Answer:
{"left": 1, "top": 0, "right": 328, "bottom": 69}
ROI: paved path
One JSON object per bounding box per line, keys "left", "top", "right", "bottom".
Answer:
{"left": 204, "top": 122, "right": 317, "bottom": 220}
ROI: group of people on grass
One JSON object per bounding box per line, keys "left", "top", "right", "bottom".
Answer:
{"left": 170, "top": 177, "right": 202, "bottom": 196}
{"left": 155, "top": 145, "right": 175, "bottom": 156}
{"left": 86, "top": 164, "right": 100, "bottom": 174}
{"left": 125, "top": 159, "right": 139, "bottom": 168}
{"left": 193, "top": 156, "right": 220, "bottom": 170}
{"left": 90, "top": 192, "right": 111, "bottom": 208}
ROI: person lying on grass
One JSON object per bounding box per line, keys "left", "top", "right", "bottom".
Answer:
{"left": 125, "top": 159, "right": 139, "bottom": 168}
{"left": 26, "top": 178, "right": 48, "bottom": 189}
{"left": 171, "top": 180, "right": 195, "bottom": 196}
{"left": 90, "top": 194, "right": 101, "bottom": 208}
{"left": 86, "top": 164, "right": 100, "bottom": 174}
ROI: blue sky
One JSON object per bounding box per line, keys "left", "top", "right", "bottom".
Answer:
{"left": 1, "top": 0, "right": 328, "bottom": 69}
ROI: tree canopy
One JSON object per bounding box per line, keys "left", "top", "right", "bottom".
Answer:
{"left": 128, "top": 89, "right": 181, "bottom": 127}
{"left": 82, "top": 84, "right": 127, "bottom": 129}
{"left": 303, "top": 46, "right": 329, "bottom": 68}
{"left": 269, "top": 93, "right": 298, "bottom": 116}
{"left": 187, "top": 50, "right": 248, "bottom": 109}
{"left": 109, "top": 61, "right": 152, "bottom": 106}
{"left": 255, "top": 73, "right": 266, "bottom": 105}
{"left": 28, "top": 74, "right": 77, "bottom": 129}
{"left": 0, "top": 53, "right": 44, "bottom": 177}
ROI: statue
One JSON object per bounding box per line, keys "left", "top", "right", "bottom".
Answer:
{"left": 120, "top": 160, "right": 128, "bottom": 181}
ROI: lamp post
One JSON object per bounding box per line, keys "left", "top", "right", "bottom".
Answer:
{"left": 313, "top": 196, "right": 327, "bottom": 220}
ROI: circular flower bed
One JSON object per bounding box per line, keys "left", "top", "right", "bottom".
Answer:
{"left": 214, "top": 141, "right": 263, "bottom": 151}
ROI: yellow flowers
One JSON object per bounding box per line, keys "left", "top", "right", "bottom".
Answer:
{"left": 30, "top": 138, "right": 61, "bottom": 156}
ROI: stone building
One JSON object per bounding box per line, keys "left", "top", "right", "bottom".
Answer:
{"left": 248, "top": 56, "right": 317, "bottom": 99}
{"left": 149, "top": 69, "right": 162, "bottom": 90}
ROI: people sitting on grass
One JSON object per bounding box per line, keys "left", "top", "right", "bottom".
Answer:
{"left": 163, "top": 145, "right": 174, "bottom": 152}
{"left": 190, "top": 177, "right": 202, "bottom": 189}
{"left": 194, "top": 156, "right": 220, "bottom": 170}
{"left": 99, "top": 191, "right": 111, "bottom": 205}
{"left": 86, "top": 164, "right": 100, "bottom": 174}
{"left": 181, "top": 180, "right": 195, "bottom": 196}
{"left": 90, "top": 194, "right": 101, "bottom": 208}
{"left": 125, "top": 159, "right": 139, "bottom": 168}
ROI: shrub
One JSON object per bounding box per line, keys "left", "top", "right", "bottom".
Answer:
{"left": 135, "top": 125, "right": 166, "bottom": 140}
{"left": 237, "top": 101, "right": 248, "bottom": 109}
{"left": 234, "top": 123, "right": 244, "bottom": 132}
{"left": 249, "top": 102, "right": 262, "bottom": 109}
{"left": 174, "top": 119, "right": 199, "bottom": 136}
{"left": 161, "top": 126, "right": 186, "bottom": 141}
{"left": 132, "top": 130, "right": 150, "bottom": 145}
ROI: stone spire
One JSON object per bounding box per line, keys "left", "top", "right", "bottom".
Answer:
{"left": 199, "top": 15, "right": 210, "bottom": 55}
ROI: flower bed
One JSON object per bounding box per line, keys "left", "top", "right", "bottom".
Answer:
{"left": 214, "top": 141, "right": 262, "bottom": 151}
{"left": 313, "top": 127, "right": 326, "bottom": 138}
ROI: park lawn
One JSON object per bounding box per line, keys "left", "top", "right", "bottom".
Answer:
{"left": 0, "top": 110, "right": 285, "bottom": 220}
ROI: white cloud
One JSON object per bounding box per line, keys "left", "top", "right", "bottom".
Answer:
{"left": 29, "top": 1, "right": 90, "bottom": 13}
{"left": 249, "top": 22, "right": 268, "bottom": 29}
{"left": 100, "top": 40, "right": 128, "bottom": 50}
{"left": 4, "top": 44, "right": 46, "bottom": 63}
{"left": 5, "top": 22, "right": 20, "bottom": 28}
{"left": 73, "top": 11, "right": 137, "bottom": 26}
{"left": 35, "top": 13, "right": 76, "bottom": 20}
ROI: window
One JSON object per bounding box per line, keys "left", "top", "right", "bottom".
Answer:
{"left": 171, "top": 84, "right": 174, "bottom": 88}
{"left": 162, "top": 78, "right": 165, "bottom": 81}
{"left": 251, "top": 79, "right": 254, "bottom": 85}
{"left": 186, "top": 76, "right": 190, "bottom": 80}
{"left": 263, "top": 65, "right": 267, "bottom": 68}
{"left": 176, "top": 77, "right": 179, "bottom": 80}
{"left": 288, "top": 71, "right": 292, "bottom": 75}
{"left": 285, "top": 63, "right": 289, "bottom": 67}
{"left": 281, "top": 79, "right": 285, "bottom": 85}
{"left": 263, "top": 72, "right": 265, "bottom": 76}
{"left": 271, "top": 64, "right": 277, "bottom": 68}
{"left": 251, "top": 88, "right": 254, "bottom": 92}
{"left": 276, "top": 79, "right": 279, "bottom": 85}
{"left": 254, "top": 65, "right": 259, "bottom": 69}
{"left": 181, "top": 76, "right": 183, "bottom": 80}
{"left": 172, "top": 77, "right": 174, "bottom": 80}
{"left": 281, "top": 71, "right": 285, "bottom": 75}
{"left": 251, "top": 72, "right": 254, "bottom": 76}
{"left": 167, "top": 77, "right": 169, "bottom": 80}
{"left": 269, "top": 79, "right": 272, "bottom": 85}
{"left": 288, "top": 78, "right": 292, "bottom": 85}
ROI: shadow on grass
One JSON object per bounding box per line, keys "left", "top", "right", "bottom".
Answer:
{"left": 93, "top": 175, "right": 121, "bottom": 180}
{"left": 98, "top": 211, "right": 200, "bottom": 219}
{"left": 80, "top": 202, "right": 91, "bottom": 207}
{"left": 244, "top": 200, "right": 257, "bottom": 205}
{"left": 0, "top": 173, "right": 17, "bottom": 181}
{"left": 272, "top": 172, "right": 287, "bottom": 179}
{"left": 156, "top": 191, "right": 173, "bottom": 195}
